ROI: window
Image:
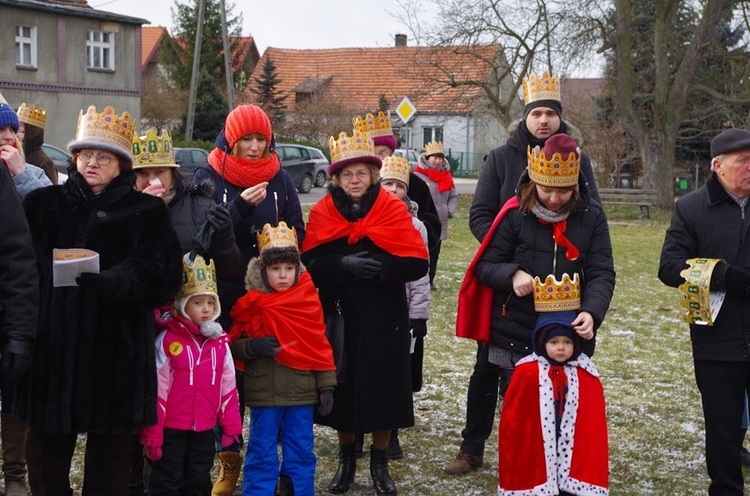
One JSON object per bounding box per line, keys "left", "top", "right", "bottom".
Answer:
{"left": 423, "top": 127, "right": 443, "bottom": 147}
{"left": 15, "top": 25, "right": 37, "bottom": 68}
{"left": 87, "top": 31, "right": 115, "bottom": 70}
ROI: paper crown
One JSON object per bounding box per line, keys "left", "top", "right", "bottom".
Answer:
{"left": 257, "top": 221, "right": 299, "bottom": 253}
{"left": 17, "top": 103, "right": 47, "bottom": 129}
{"left": 177, "top": 254, "right": 218, "bottom": 300}
{"left": 523, "top": 72, "right": 561, "bottom": 106}
{"left": 353, "top": 111, "right": 393, "bottom": 138}
{"left": 132, "top": 129, "right": 178, "bottom": 168}
{"left": 72, "top": 105, "right": 135, "bottom": 157}
{"left": 380, "top": 155, "right": 411, "bottom": 186}
{"left": 425, "top": 141, "right": 444, "bottom": 156}
{"left": 678, "top": 258, "right": 725, "bottom": 326}
{"left": 528, "top": 134, "right": 580, "bottom": 188}
{"left": 328, "top": 129, "right": 381, "bottom": 173}
{"left": 533, "top": 273, "right": 581, "bottom": 312}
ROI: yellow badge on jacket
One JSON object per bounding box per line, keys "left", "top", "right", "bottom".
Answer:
{"left": 168, "top": 342, "right": 184, "bottom": 356}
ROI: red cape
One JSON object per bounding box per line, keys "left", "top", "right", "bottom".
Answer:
{"left": 229, "top": 272, "right": 335, "bottom": 372}
{"left": 301, "top": 187, "right": 428, "bottom": 260}
{"left": 455, "top": 196, "right": 519, "bottom": 343}
{"left": 498, "top": 354, "right": 609, "bottom": 495}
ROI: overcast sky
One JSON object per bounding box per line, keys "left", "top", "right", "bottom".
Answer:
{"left": 92, "top": 0, "right": 430, "bottom": 54}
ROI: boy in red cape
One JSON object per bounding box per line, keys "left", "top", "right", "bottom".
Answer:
{"left": 498, "top": 311, "right": 608, "bottom": 495}
{"left": 229, "top": 222, "right": 336, "bottom": 496}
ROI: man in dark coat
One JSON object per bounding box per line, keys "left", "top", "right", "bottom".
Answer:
{"left": 659, "top": 128, "right": 750, "bottom": 495}
{"left": 445, "top": 71, "right": 601, "bottom": 475}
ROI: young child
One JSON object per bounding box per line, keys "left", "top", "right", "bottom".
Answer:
{"left": 413, "top": 141, "right": 458, "bottom": 290}
{"left": 498, "top": 310, "right": 608, "bottom": 495}
{"left": 229, "top": 221, "right": 336, "bottom": 496}
{"left": 379, "top": 155, "right": 431, "bottom": 458}
{"left": 139, "top": 254, "right": 242, "bottom": 495}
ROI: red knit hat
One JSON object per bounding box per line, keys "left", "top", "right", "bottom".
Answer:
{"left": 224, "top": 105, "right": 272, "bottom": 149}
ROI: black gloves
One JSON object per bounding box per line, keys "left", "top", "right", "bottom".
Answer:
{"left": 410, "top": 319, "right": 427, "bottom": 338}
{"left": 318, "top": 389, "right": 334, "bottom": 416}
{"left": 724, "top": 265, "right": 750, "bottom": 293}
{"left": 208, "top": 204, "right": 233, "bottom": 241}
{"left": 0, "top": 341, "right": 32, "bottom": 384}
{"left": 247, "top": 336, "right": 281, "bottom": 357}
{"left": 76, "top": 270, "right": 121, "bottom": 297}
{"left": 341, "top": 251, "right": 382, "bottom": 279}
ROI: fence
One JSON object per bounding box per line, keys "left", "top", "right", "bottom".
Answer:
{"left": 445, "top": 151, "right": 486, "bottom": 177}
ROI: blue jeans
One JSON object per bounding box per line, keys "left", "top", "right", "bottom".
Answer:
{"left": 243, "top": 405, "right": 315, "bottom": 496}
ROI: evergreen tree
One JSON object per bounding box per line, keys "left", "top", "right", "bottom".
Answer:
{"left": 378, "top": 95, "right": 390, "bottom": 112}
{"left": 175, "top": 75, "right": 228, "bottom": 142}
{"left": 250, "top": 56, "right": 288, "bottom": 128}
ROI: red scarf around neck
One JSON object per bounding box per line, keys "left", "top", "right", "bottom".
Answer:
{"left": 538, "top": 218, "right": 580, "bottom": 261}
{"left": 301, "top": 187, "right": 428, "bottom": 260}
{"left": 414, "top": 165, "right": 455, "bottom": 193}
{"left": 228, "top": 272, "right": 335, "bottom": 372}
{"left": 208, "top": 148, "right": 281, "bottom": 188}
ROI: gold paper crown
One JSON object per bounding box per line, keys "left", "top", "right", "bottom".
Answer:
{"left": 353, "top": 111, "right": 393, "bottom": 138}
{"left": 257, "top": 221, "right": 299, "bottom": 254}
{"left": 528, "top": 144, "right": 580, "bottom": 188}
{"left": 177, "top": 254, "right": 218, "bottom": 300}
{"left": 74, "top": 105, "right": 135, "bottom": 154}
{"left": 380, "top": 156, "right": 411, "bottom": 186}
{"left": 132, "top": 129, "right": 178, "bottom": 168}
{"left": 17, "top": 103, "right": 47, "bottom": 129}
{"left": 533, "top": 273, "right": 581, "bottom": 312}
{"left": 678, "top": 258, "right": 724, "bottom": 326}
{"left": 329, "top": 130, "right": 376, "bottom": 165}
{"left": 522, "top": 72, "right": 561, "bottom": 106}
{"left": 425, "top": 141, "right": 444, "bottom": 156}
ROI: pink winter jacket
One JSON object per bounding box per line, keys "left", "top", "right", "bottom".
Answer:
{"left": 139, "top": 310, "right": 242, "bottom": 450}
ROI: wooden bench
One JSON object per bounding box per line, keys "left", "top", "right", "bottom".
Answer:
{"left": 598, "top": 188, "right": 658, "bottom": 220}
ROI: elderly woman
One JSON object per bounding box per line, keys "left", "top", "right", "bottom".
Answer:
{"left": 301, "top": 130, "right": 428, "bottom": 495}
{"left": 18, "top": 105, "right": 182, "bottom": 495}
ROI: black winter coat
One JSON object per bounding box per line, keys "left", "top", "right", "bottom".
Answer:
{"left": 658, "top": 172, "right": 750, "bottom": 361}
{"left": 476, "top": 172, "right": 615, "bottom": 357}
{"left": 470, "top": 122, "right": 600, "bottom": 243}
{"left": 18, "top": 170, "right": 182, "bottom": 434}
{"left": 301, "top": 185, "right": 429, "bottom": 433}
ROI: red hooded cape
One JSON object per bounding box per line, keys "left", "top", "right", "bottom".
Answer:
{"left": 228, "top": 272, "right": 335, "bottom": 373}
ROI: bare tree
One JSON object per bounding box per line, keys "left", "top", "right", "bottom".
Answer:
{"left": 141, "top": 72, "right": 187, "bottom": 133}
{"left": 275, "top": 92, "right": 360, "bottom": 147}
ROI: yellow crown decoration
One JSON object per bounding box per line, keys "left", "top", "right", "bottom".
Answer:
{"left": 177, "top": 254, "right": 218, "bottom": 299}
{"left": 533, "top": 273, "right": 581, "bottom": 312}
{"left": 257, "top": 221, "right": 299, "bottom": 254}
{"left": 380, "top": 156, "right": 411, "bottom": 186}
{"left": 528, "top": 144, "right": 580, "bottom": 188}
{"left": 353, "top": 111, "right": 393, "bottom": 138}
{"left": 329, "top": 130, "right": 375, "bottom": 164}
{"left": 522, "top": 72, "right": 561, "bottom": 106}
{"left": 425, "top": 141, "right": 444, "bottom": 156}
{"left": 678, "top": 258, "right": 725, "bottom": 326}
{"left": 74, "top": 105, "right": 135, "bottom": 154}
{"left": 132, "top": 129, "right": 178, "bottom": 169}
{"left": 17, "top": 103, "right": 47, "bottom": 129}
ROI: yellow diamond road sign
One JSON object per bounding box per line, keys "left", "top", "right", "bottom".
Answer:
{"left": 396, "top": 97, "right": 417, "bottom": 124}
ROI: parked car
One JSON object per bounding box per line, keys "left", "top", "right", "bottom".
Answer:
{"left": 275, "top": 144, "right": 316, "bottom": 194}
{"left": 306, "top": 146, "right": 331, "bottom": 187}
{"left": 174, "top": 147, "right": 210, "bottom": 180}
{"left": 394, "top": 148, "right": 420, "bottom": 168}
{"left": 41, "top": 143, "right": 72, "bottom": 183}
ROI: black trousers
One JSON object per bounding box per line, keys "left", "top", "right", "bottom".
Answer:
{"left": 27, "top": 428, "right": 135, "bottom": 496}
{"left": 459, "top": 343, "right": 502, "bottom": 456}
{"left": 147, "top": 428, "right": 215, "bottom": 496}
{"left": 694, "top": 358, "right": 750, "bottom": 495}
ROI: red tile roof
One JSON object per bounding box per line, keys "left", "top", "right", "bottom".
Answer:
{"left": 141, "top": 26, "right": 168, "bottom": 70}
{"left": 245, "top": 44, "right": 502, "bottom": 114}
{"left": 173, "top": 36, "right": 259, "bottom": 73}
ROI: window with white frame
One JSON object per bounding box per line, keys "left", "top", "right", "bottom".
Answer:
{"left": 87, "top": 31, "right": 115, "bottom": 70}
{"left": 15, "top": 25, "right": 37, "bottom": 68}
{"left": 423, "top": 127, "right": 444, "bottom": 147}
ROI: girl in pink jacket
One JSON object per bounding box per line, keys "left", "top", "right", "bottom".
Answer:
{"left": 139, "top": 255, "right": 242, "bottom": 495}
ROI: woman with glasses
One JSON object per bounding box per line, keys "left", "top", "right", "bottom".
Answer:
{"left": 17, "top": 105, "right": 183, "bottom": 495}
{"left": 300, "top": 130, "right": 428, "bottom": 495}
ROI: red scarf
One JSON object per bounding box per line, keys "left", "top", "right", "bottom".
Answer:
{"left": 456, "top": 196, "right": 519, "bottom": 343}
{"left": 414, "top": 165, "right": 455, "bottom": 193}
{"left": 301, "top": 187, "right": 428, "bottom": 260}
{"left": 207, "top": 148, "right": 281, "bottom": 188}
{"left": 538, "top": 218, "right": 580, "bottom": 261}
{"left": 228, "top": 272, "right": 335, "bottom": 372}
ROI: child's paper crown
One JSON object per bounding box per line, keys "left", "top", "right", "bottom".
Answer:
{"left": 533, "top": 273, "right": 581, "bottom": 312}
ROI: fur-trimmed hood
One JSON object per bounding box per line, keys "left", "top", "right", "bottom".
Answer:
{"left": 244, "top": 257, "right": 307, "bottom": 294}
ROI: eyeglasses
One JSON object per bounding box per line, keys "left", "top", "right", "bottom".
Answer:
{"left": 339, "top": 170, "right": 370, "bottom": 181}
{"left": 78, "top": 151, "right": 115, "bottom": 166}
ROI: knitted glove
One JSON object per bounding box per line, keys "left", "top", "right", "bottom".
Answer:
{"left": 341, "top": 251, "right": 382, "bottom": 279}
{"left": 0, "top": 341, "right": 32, "bottom": 384}
{"left": 247, "top": 336, "right": 281, "bottom": 357}
{"left": 144, "top": 445, "right": 162, "bottom": 461}
{"left": 318, "top": 389, "right": 334, "bottom": 416}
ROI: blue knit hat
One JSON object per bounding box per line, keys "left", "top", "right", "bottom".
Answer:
{"left": 532, "top": 310, "right": 583, "bottom": 364}
{"left": 0, "top": 103, "right": 20, "bottom": 133}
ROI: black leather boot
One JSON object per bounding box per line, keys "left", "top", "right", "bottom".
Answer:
{"left": 355, "top": 432, "right": 365, "bottom": 458}
{"left": 328, "top": 444, "right": 356, "bottom": 494}
{"left": 370, "top": 445, "right": 397, "bottom": 495}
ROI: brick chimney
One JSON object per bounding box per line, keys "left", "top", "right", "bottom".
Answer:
{"left": 395, "top": 34, "right": 407, "bottom": 47}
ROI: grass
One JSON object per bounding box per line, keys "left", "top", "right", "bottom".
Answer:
{"left": 61, "top": 195, "right": 746, "bottom": 494}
